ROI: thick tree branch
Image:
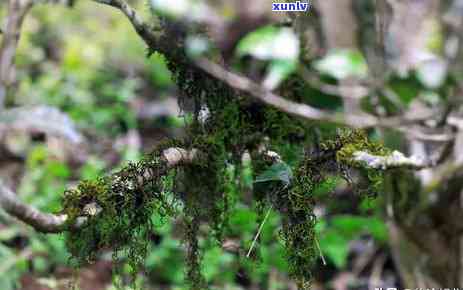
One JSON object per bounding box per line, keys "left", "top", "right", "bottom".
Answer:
{"left": 0, "top": 141, "right": 432, "bottom": 234}
{"left": 0, "top": 147, "right": 198, "bottom": 233}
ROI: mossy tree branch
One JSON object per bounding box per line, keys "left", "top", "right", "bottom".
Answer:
{"left": 0, "top": 147, "right": 199, "bottom": 233}
{"left": 0, "top": 142, "right": 433, "bottom": 233}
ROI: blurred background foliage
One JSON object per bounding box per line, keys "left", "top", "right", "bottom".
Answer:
{"left": 0, "top": 1, "right": 396, "bottom": 290}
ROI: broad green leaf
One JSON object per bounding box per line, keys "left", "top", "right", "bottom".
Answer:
{"left": 314, "top": 49, "right": 368, "bottom": 80}
{"left": 263, "top": 59, "right": 298, "bottom": 90}
{"left": 319, "top": 232, "right": 350, "bottom": 268}
{"left": 228, "top": 207, "right": 258, "bottom": 234}
{"left": 237, "top": 26, "right": 299, "bottom": 60}
{"left": 237, "top": 26, "right": 300, "bottom": 89}
{"left": 254, "top": 162, "right": 293, "bottom": 187}
{"left": 202, "top": 247, "right": 234, "bottom": 281}
{"left": 317, "top": 215, "right": 388, "bottom": 269}
{"left": 331, "top": 215, "right": 387, "bottom": 242}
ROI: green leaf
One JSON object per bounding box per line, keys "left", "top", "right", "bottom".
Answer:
{"left": 330, "top": 215, "right": 387, "bottom": 242}
{"left": 312, "top": 176, "right": 339, "bottom": 196}
{"left": 314, "top": 49, "right": 368, "bottom": 80}
{"left": 202, "top": 247, "right": 234, "bottom": 282}
{"left": 319, "top": 232, "right": 350, "bottom": 268}
{"left": 254, "top": 162, "right": 293, "bottom": 187}
{"left": 46, "top": 161, "right": 70, "bottom": 178}
{"left": 263, "top": 59, "right": 298, "bottom": 90}
{"left": 228, "top": 207, "right": 257, "bottom": 234}
{"left": 317, "top": 215, "right": 388, "bottom": 269}
{"left": 237, "top": 26, "right": 300, "bottom": 89}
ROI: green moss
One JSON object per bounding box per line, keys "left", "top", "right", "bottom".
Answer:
{"left": 62, "top": 22, "right": 389, "bottom": 289}
{"left": 62, "top": 142, "right": 181, "bottom": 286}
{"left": 277, "top": 156, "right": 317, "bottom": 289}
{"left": 266, "top": 130, "right": 389, "bottom": 289}
{"left": 335, "top": 130, "right": 390, "bottom": 196}
{"left": 335, "top": 130, "right": 390, "bottom": 164}
{"left": 163, "top": 43, "right": 388, "bottom": 289}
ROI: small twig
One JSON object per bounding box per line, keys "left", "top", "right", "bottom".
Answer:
{"left": 246, "top": 205, "right": 273, "bottom": 258}
{"left": 314, "top": 235, "right": 327, "bottom": 266}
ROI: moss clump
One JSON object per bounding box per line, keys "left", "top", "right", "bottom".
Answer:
{"left": 335, "top": 130, "right": 390, "bottom": 164}
{"left": 276, "top": 156, "right": 317, "bottom": 289}
{"left": 335, "top": 130, "right": 390, "bottom": 195}
{"left": 62, "top": 142, "right": 181, "bottom": 285}
{"left": 267, "top": 130, "right": 389, "bottom": 289}
{"left": 62, "top": 127, "right": 387, "bottom": 290}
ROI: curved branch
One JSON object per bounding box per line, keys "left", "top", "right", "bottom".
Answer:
{"left": 195, "top": 57, "right": 379, "bottom": 128}
{"left": 90, "top": 0, "right": 449, "bottom": 135}
{"left": 90, "top": 0, "right": 378, "bottom": 128}
{"left": 0, "top": 183, "right": 70, "bottom": 233}
{"left": 0, "top": 147, "right": 198, "bottom": 233}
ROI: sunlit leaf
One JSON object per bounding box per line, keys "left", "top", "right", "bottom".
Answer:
{"left": 254, "top": 162, "right": 293, "bottom": 187}
{"left": 263, "top": 59, "right": 298, "bottom": 90}
{"left": 319, "top": 232, "right": 350, "bottom": 268}
{"left": 237, "top": 26, "right": 300, "bottom": 89}
{"left": 314, "top": 49, "right": 368, "bottom": 80}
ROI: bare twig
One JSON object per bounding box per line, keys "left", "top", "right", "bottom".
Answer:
{"left": 246, "top": 205, "right": 273, "bottom": 258}
{"left": 299, "top": 66, "right": 369, "bottom": 98}
{"left": 314, "top": 236, "right": 327, "bottom": 266}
